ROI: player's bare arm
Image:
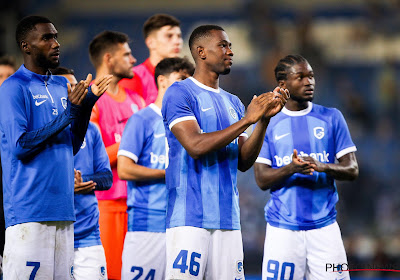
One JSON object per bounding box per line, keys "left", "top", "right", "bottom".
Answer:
{"left": 117, "top": 156, "right": 165, "bottom": 181}
{"left": 238, "top": 87, "right": 289, "bottom": 171}
{"left": 170, "top": 92, "right": 274, "bottom": 160}
{"left": 301, "top": 152, "right": 358, "bottom": 181}
{"left": 254, "top": 149, "right": 315, "bottom": 190}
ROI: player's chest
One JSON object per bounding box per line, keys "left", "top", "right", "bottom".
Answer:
{"left": 195, "top": 95, "right": 239, "bottom": 132}
{"left": 28, "top": 83, "right": 66, "bottom": 120}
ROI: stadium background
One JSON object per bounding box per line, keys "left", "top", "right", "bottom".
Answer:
{"left": 1, "top": 0, "right": 400, "bottom": 279}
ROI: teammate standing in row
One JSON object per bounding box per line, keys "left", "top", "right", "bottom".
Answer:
{"left": 162, "top": 24, "right": 289, "bottom": 279}
{"left": 0, "top": 15, "right": 111, "bottom": 279}
{"left": 53, "top": 67, "right": 113, "bottom": 279}
{"left": 118, "top": 57, "right": 194, "bottom": 280}
{"left": 254, "top": 55, "right": 358, "bottom": 280}
{"left": 89, "top": 30, "right": 145, "bottom": 279}
{"left": 119, "top": 14, "right": 183, "bottom": 105}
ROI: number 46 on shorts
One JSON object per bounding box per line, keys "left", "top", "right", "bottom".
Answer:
{"left": 173, "top": 250, "right": 201, "bottom": 276}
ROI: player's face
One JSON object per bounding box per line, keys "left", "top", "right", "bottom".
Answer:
{"left": 204, "top": 30, "right": 233, "bottom": 75}
{"left": 151, "top": 25, "right": 183, "bottom": 58}
{"left": 0, "top": 65, "right": 15, "bottom": 86}
{"left": 110, "top": 42, "right": 136, "bottom": 79}
{"left": 61, "top": 74, "right": 78, "bottom": 91}
{"left": 25, "top": 23, "right": 60, "bottom": 70}
{"left": 282, "top": 61, "right": 315, "bottom": 103}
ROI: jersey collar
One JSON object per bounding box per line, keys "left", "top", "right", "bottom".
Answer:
{"left": 282, "top": 102, "right": 313, "bottom": 116}
{"left": 189, "top": 77, "right": 220, "bottom": 93}
{"left": 149, "top": 103, "right": 162, "bottom": 117}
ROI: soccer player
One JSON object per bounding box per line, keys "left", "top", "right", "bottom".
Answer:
{"left": 161, "top": 25, "right": 289, "bottom": 279}
{"left": 119, "top": 14, "right": 183, "bottom": 105}
{"left": 0, "top": 56, "right": 16, "bottom": 86}
{"left": 254, "top": 54, "right": 359, "bottom": 280}
{"left": 0, "top": 54, "right": 16, "bottom": 277}
{"left": 89, "top": 30, "right": 145, "bottom": 279}
{"left": 53, "top": 67, "right": 113, "bottom": 279}
{"left": 0, "top": 15, "right": 111, "bottom": 279}
{"left": 118, "top": 57, "right": 194, "bottom": 280}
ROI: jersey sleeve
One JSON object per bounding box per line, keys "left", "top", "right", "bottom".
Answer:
{"left": 255, "top": 127, "right": 272, "bottom": 166}
{"left": 91, "top": 123, "right": 111, "bottom": 173}
{"left": 161, "top": 83, "right": 196, "bottom": 130}
{"left": 118, "top": 114, "right": 146, "bottom": 163}
{"left": 235, "top": 96, "right": 248, "bottom": 138}
{"left": 332, "top": 109, "right": 357, "bottom": 159}
{"left": 0, "top": 79, "right": 80, "bottom": 160}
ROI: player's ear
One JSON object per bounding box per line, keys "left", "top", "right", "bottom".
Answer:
{"left": 145, "top": 35, "right": 155, "bottom": 50}
{"left": 157, "top": 75, "right": 166, "bottom": 90}
{"left": 278, "top": 80, "right": 286, "bottom": 89}
{"left": 197, "top": 46, "right": 206, "bottom": 60}
{"left": 21, "top": 41, "right": 30, "bottom": 54}
{"left": 104, "top": 53, "right": 112, "bottom": 67}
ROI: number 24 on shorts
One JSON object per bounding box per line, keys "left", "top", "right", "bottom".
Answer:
{"left": 173, "top": 250, "right": 201, "bottom": 276}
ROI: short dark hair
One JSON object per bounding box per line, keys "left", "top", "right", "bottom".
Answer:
{"left": 188, "top": 24, "right": 224, "bottom": 52}
{"left": 143, "top": 14, "right": 180, "bottom": 38}
{"left": 89, "top": 31, "right": 130, "bottom": 69}
{"left": 16, "top": 15, "right": 53, "bottom": 48}
{"left": 274, "top": 54, "right": 308, "bottom": 82}
{"left": 0, "top": 56, "right": 16, "bottom": 69}
{"left": 154, "top": 57, "right": 194, "bottom": 88}
{"left": 51, "top": 66, "right": 74, "bottom": 76}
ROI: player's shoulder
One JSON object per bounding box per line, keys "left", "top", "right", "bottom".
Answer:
{"left": 312, "top": 103, "right": 341, "bottom": 116}
{"left": 50, "top": 75, "right": 68, "bottom": 87}
{"left": 164, "top": 78, "right": 193, "bottom": 98}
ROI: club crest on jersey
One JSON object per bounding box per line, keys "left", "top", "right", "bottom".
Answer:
{"left": 313, "top": 127, "right": 324, "bottom": 139}
{"left": 100, "top": 266, "right": 106, "bottom": 278}
{"left": 237, "top": 260, "right": 243, "bottom": 273}
{"left": 229, "top": 107, "right": 237, "bottom": 120}
{"left": 61, "top": 97, "right": 67, "bottom": 109}
{"left": 131, "top": 104, "right": 139, "bottom": 113}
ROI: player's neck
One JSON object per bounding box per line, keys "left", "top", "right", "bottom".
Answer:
{"left": 193, "top": 70, "right": 219, "bottom": 90}
{"left": 285, "top": 100, "right": 310, "bottom": 111}
{"left": 149, "top": 54, "right": 162, "bottom": 68}
{"left": 24, "top": 60, "right": 48, "bottom": 75}
{"left": 96, "top": 68, "right": 121, "bottom": 95}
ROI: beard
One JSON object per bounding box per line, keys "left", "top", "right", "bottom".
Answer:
{"left": 36, "top": 53, "right": 60, "bottom": 70}
{"left": 113, "top": 68, "right": 134, "bottom": 80}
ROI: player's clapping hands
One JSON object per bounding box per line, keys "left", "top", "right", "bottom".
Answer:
{"left": 67, "top": 74, "right": 113, "bottom": 105}
{"left": 74, "top": 169, "right": 97, "bottom": 194}
{"left": 245, "top": 87, "right": 289, "bottom": 124}
{"left": 290, "top": 149, "right": 315, "bottom": 175}
{"left": 262, "top": 86, "right": 289, "bottom": 119}
{"left": 89, "top": 74, "right": 113, "bottom": 96}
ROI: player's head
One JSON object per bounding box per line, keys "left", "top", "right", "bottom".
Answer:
{"left": 89, "top": 30, "right": 136, "bottom": 79}
{"left": 143, "top": 14, "right": 182, "bottom": 62}
{"left": 274, "top": 54, "right": 314, "bottom": 102}
{"left": 0, "top": 56, "right": 16, "bottom": 86}
{"left": 154, "top": 57, "right": 194, "bottom": 92}
{"left": 189, "top": 25, "right": 233, "bottom": 75}
{"left": 52, "top": 66, "right": 77, "bottom": 90}
{"left": 16, "top": 15, "right": 60, "bottom": 71}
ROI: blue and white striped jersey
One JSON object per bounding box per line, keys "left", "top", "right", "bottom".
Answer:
{"left": 162, "top": 77, "right": 247, "bottom": 230}
{"left": 256, "top": 102, "right": 357, "bottom": 230}
{"left": 118, "top": 104, "right": 167, "bottom": 232}
{"left": 74, "top": 122, "right": 111, "bottom": 248}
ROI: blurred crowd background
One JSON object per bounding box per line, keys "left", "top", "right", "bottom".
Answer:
{"left": 1, "top": 0, "right": 400, "bottom": 278}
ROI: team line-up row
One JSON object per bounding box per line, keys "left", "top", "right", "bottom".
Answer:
{"left": 0, "top": 13, "right": 358, "bottom": 280}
